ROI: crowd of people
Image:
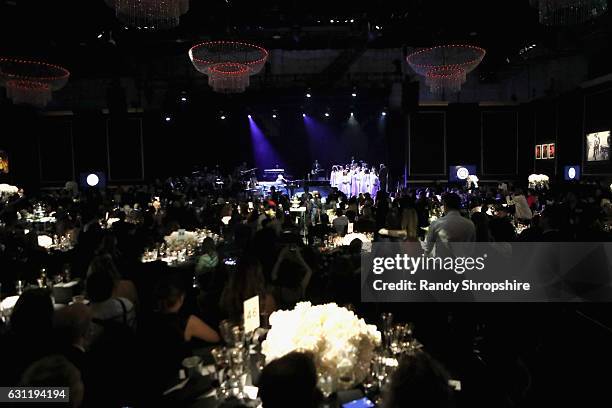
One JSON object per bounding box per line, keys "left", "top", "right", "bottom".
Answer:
{"left": 329, "top": 161, "right": 387, "bottom": 198}
{"left": 1, "top": 166, "right": 611, "bottom": 407}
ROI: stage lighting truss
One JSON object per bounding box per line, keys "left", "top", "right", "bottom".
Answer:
{"left": 0, "top": 58, "right": 70, "bottom": 108}
{"left": 406, "top": 45, "right": 485, "bottom": 95}
{"left": 105, "top": 0, "right": 190, "bottom": 30}
{"left": 188, "top": 41, "right": 268, "bottom": 94}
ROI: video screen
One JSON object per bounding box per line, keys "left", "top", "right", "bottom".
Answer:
{"left": 449, "top": 165, "right": 476, "bottom": 182}
{"left": 0, "top": 150, "right": 8, "bottom": 174}
{"left": 535, "top": 145, "right": 541, "bottom": 160}
{"left": 542, "top": 144, "right": 549, "bottom": 159}
{"left": 586, "top": 131, "right": 610, "bottom": 162}
{"left": 564, "top": 165, "right": 580, "bottom": 181}
{"left": 548, "top": 143, "right": 555, "bottom": 159}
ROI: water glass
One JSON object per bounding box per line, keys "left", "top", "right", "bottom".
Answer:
{"left": 231, "top": 325, "right": 245, "bottom": 349}
{"left": 219, "top": 320, "right": 235, "bottom": 346}
{"left": 182, "top": 356, "right": 202, "bottom": 379}
{"left": 211, "top": 346, "right": 228, "bottom": 383}
{"left": 228, "top": 347, "right": 245, "bottom": 378}
{"left": 380, "top": 312, "right": 394, "bottom": 348}
{"left": 317, "top": 373, "right": 334, "bottom": 399}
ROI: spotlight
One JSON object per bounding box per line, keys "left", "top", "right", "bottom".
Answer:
{"left": 351, "top": 92, "right": 357, "bottom": 97}
{"left": 350, "top": 19, "right": 354, "bottom": 23}
{"left": 164, "top": 116, "right": 171, "bottom": 122}
{"left": 97, "top": 33, "right": 103, "bottom": 39}
{"left": 350, "top": 112, "right": 354, "bottom": 117}
{"left": 272, "top": 114, "right": 277, "bottom": 118}
{"left": 330, "top": 19, "right": 334, "bottom": 23}
{"left": 324, "top": 112, "right": 330, "bottom": 117}
{"left": 86, "top": 173, "right": 100, "bottom": 187}
{"left": 381, "top": 111, "right": 387, "bottom": 116}
{"left": 302, "top": 113, "right": 306, "bottom": 117}
{"left": 220, "top": 115, "right": 226, "bottom": 120}
{"left": 306, "top": 93, "right": 312, "bottom": 98}
{"left": 248, "top": 114, "right": 252, "bottom": 119}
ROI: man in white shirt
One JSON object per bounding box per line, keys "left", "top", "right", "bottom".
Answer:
{"left": 422, "top": 193, "right": 476, "bottom": 257}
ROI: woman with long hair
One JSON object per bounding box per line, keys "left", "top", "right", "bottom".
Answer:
{"left": 219, "top": 256, "right": 275, "bottom": 323}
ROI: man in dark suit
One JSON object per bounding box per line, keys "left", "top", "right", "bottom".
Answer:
{"left": 379, "top": 164, "right": 388, "bottom": 193}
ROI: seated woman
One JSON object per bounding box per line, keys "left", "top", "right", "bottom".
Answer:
{"left": 219, "top": 256, "right": 276, "bottom": 323}
{"left": 271, "top": 246, "right": 312, "bottom": 309}
{"left": 87, "top": 254, "right": 138, "bottom": 307}
{"left": 195, "top": 237, "right": 219, "bottom": 288}
{"left": 86, "top": 256, "right": 137, "bottom": 332}
{"left": 153, "top": 275, "right": 220, "bottom": 344}
{"left": 0, "top": 288, "right": 55, "bottom": 385}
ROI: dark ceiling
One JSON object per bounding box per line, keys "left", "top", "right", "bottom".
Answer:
{"left": 0, "top": 0, "right": 607, "bottom": 80}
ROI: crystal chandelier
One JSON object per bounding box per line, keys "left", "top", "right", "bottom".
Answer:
{"left": 406, "top": 45, "right": 486, "bottom": 95}
{"left": 189, "top": 41, "right": 269, "bottom": 94}
{"left": 0, "top": 58, "right": 70, "bottom": 108}
{"left": 530, "top": 0, "right": 608, "bottom": 25}
{"left": 105, "top": 0, "right": 190, "bottom": 30}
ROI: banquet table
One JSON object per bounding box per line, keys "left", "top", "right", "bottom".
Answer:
{"left": 162, "top": 344, "right": 375, "bottom": 408}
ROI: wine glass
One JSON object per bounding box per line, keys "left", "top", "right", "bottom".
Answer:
{"left": 317, "top": 373, "right": 334, "bottom": 407}
{"left": 231, "top": 325, "right": 245, "bottom": 349}
{"left": 219, "top": 320, "right": 235, "bottom": 347}
{"left": 228, "top": 347, "right": 246, "bottom": 399}
{"left": 211, "top": 346, "right": 228, "bottom": 384}
{"left": 380, "top": 312, "right": 394, "bottom": 349}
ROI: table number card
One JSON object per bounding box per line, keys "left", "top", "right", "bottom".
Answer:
{"left": 243, "top": 295, "right": 260, "bottom": 333}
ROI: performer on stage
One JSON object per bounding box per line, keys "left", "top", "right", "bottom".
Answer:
{"left": 330, "top": 165, "right": 339, "bottom": 188}
{"left": 369, "top": 165, "right": 380, "bottom": 197}
{"left": 311, "top": 160, "right": 321, "bottom": 175}
{"left": 350, "top": 165, "right": 360, "bottom": 197}
{"left": 379, "top": 164, "right": 388, "bottom": 193}
{"left": 340, "top": 169, "right": 351, "bottom": 197}
{"left": 359, "top": 166, "right": 369, "bottom": 194}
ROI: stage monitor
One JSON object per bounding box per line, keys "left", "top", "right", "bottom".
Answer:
{"left": 564, "top": 165, "right": 581, "bottom": 181}
{"left": 79, "top": 172, "right": 106, "bottom": 189}
{"left": 449, "top": 165, "right": 476, "bottom": 182}
{"left": 586, "top": 131, "right": 610, "bottom": 162}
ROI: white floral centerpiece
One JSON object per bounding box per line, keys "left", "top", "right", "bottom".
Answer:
{"left": 164, "top": 230, "right": 199, "bottom": 252}
{"left": 467, "top": 175, "right": 479, "bottom": 189}
{"left": 261, "top": 302, "right": 381, "bottom": 390}
{"left": 528, "top": 174, "right": 549, "bottom": 189}
{"left": 0, "top": 184, "right": 18, "bottom": 201}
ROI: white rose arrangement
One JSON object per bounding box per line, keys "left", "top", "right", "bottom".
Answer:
{"left": 0, "top": 184, "right": 18, "bottom": 200}
{"left": 164, "top": 230, "right": 199, "bottom": 252}
{"left": 261, "top": 302, "right": 381, "bottom": 390}
{"left": 528, "top": 174, "right": 549, "bottom": 189}
{"left": 467, "top": 175, "right": 479, "bottom": 189}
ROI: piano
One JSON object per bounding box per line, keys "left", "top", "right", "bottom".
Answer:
{"left": 263, "top": 168, "right": 286, "bottom": 181}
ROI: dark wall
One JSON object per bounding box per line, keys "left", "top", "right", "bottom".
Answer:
{"left": 2, "top": 81, "right": 612, "bottom": 188}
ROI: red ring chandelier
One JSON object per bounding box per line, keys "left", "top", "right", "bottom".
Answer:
{"left": 406, "top": 45, "right": 486, "bottom": 95}
{"left": 0, "top": 58, "right": 70, "bottom": 108}
{"left": 530, "top": 0, "right": 608, "bottom": 26}
{"left": 188, "top": 41, "right": 269, "bottom": 94}
{"left": 105, "top": 0, "right": 189, "bottom": 30}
